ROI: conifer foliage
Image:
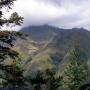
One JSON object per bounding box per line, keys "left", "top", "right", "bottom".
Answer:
{"left": 45, "top": 69, "right": 62, "bottom": 90}
{"left": 0, "top": 0, "right": 23, "bottom": 26}
{"left": 0, "top": 0, "right": 24, "bottom": 88}
{"left": 63, "top": 46, "right": 88, "bottom": 90}
{"left": 30, "top": 71, "right": 46, "bottom": 90}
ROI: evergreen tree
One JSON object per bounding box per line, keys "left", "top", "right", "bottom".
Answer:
{"left": 0, "top": 0, "right": 23, "bottom": 26}
{"left": 63, "top": 46, "right": 88, "bottom": 90}
{"left": 45, "top": 69, "right": 62, "bottom": 90}
{"left": 0, "top": 0, "right": 25, "bottom": 89}
{"left": 30, "top": 71, "right": 46, "bottom": 90}
{"left": 0, "top": 0, "right": 24, "bottom": 62}
{"left": 1, "top": 64, "right": 24, "bottom": 89}
{"left": 29, "top": 69, "right": 62, "bottom": 90}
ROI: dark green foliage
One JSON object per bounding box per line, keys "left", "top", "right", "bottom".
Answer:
{"left": 0, "top": 31, "right": 25, "bottom": 89}
{"left": 0, "top": 0, "right": 23, "bottom": 26}
{"left": 0, "top": 0, "right": 25, "bottom": 89}
{"left": 0, "top": 31, "right": 25, "bottom": 62}
{"left": 0, "top": 0, "right": 24, "bottom": 63}
{"left": 79, "top": 84, "right": 90, "bottom": 90}
{"left": 63, "top": 46, "right": 88, "bottom": 90}
{"left": 8, "top": 12, "right": 23, "bottom": 26}
{"left": 0, "top": 12, "right": 23, "bottom": 26}
{"left": 0, "top": 0, "right": 16, "bottom": 8}
{"left": 30, "top": 71, "right": 46, "bottom": 90}
{"left": 29, "top": 69, "right": 62, "bottom": 90}
{"left": 45, "top": 69, "right": 62, "bottom": 90}
{"left": 0, "top": 65, "right": 24, "bottom": 88}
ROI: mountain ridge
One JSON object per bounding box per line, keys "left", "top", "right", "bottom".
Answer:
{"left": 20, "top": 25, "right": 90, "bottom": 42}
{"left": 16, "top": 25, "right": 90, "bottom": 77}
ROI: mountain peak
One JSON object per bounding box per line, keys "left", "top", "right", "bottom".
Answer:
{"left": 20, "top": 25, "right": 89, "bottom": 42}
{"left": 72, "top": 27, "right": 88, "bottom": 31}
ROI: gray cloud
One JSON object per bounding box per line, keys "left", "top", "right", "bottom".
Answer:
{"left": 7, "top": 0, "right": 90, "bottom": 30}
{"left": 37, "top": 0, "right": 89, "bottom": 7}
{"left": 37, "top": 0, "right": 61, "bottom": 6}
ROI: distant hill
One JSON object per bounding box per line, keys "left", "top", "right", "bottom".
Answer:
{"left": 20, "top": 25, "right": 62, "bottom": 42}
{"left": 18, "top": 25, "right": 90, "bottom": 77}
{"left": 20, "top": 25, "right": 90, "bottom": 57}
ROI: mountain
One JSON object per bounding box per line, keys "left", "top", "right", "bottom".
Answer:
{"left": 15, "top": 25, "right": 90, "bottom": 77}
{"left": 20, "top": 25, "right": 60, "bottom": 42}
{"left": 20, "top": 25, "right": 90, "bottom": 57}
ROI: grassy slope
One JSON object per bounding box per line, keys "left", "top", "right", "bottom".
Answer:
{"left": 12, "top": 26, "right": 90, "bottom": 77}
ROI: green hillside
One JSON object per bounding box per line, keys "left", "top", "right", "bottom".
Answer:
{"left": 13, "top": 25, "right": 90, "bottom": 77}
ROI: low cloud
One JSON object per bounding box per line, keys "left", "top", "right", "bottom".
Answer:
{"left": 7, "top": 0, "right": 90, "bottom": 30}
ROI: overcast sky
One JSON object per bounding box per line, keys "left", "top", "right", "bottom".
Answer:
{"left": 6, "top": 0, "right": 90, "bottom": 30}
